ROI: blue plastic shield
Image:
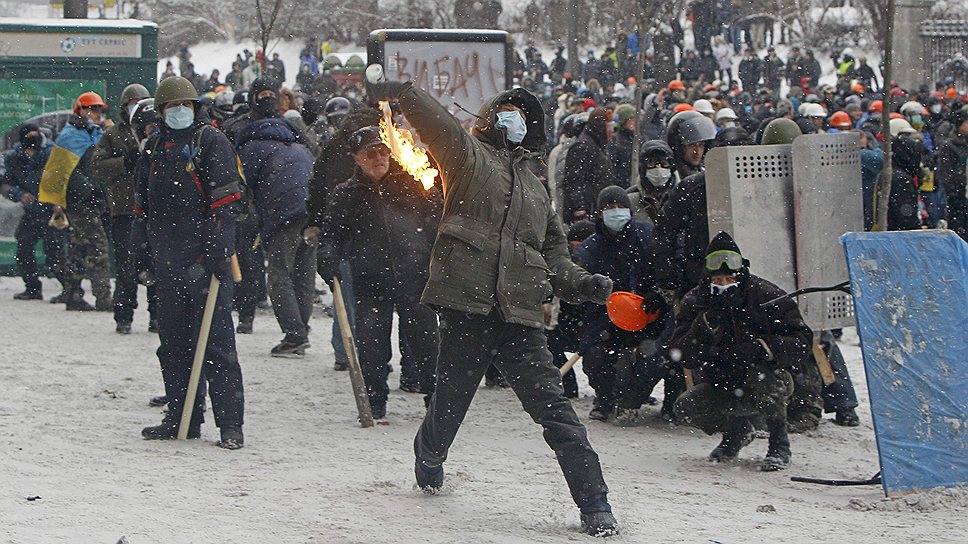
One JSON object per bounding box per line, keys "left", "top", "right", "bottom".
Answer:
{"left": 841, "top": 231, "right": 968, "bottom": 496}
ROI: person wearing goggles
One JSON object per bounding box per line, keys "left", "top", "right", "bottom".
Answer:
{"left": 670, "top": 231, "right": 812, "bottom": 472}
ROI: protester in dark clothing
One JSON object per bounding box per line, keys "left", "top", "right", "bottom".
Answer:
{"left": 4, "top": 125, "right": 65, "bottom": 301}
{"left": 936, "top": 109, "right": 968, "bottom": 240}
{"left": 607, "top": 105, "right": 637, "bottom": 188}
{"left": 672, "top": 232, "right": 811, "bottom": 471}
{"left": 888, "top": 136, "right": 924, "bottom": 231}
{"left": 562, "top": 108, "right": 614, "bottom": 222}
{"left": 762, "top": 47, "right": 785, "bottom": 96}
{"left": 313, "top": 127, "right": 441, "bottom": 418}
{"left": 738, "top": 49, "right": 762, "bottom": 92}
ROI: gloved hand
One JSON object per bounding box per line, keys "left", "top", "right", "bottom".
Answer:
{"left": 656, "top": 287, "right": 678, "bottom": 307}
{"left": 641, "top": 291, "right": 665, "bottom": 314}
{"left": 204, "top": 218, "right": 235, "bottom": 283}
{"left": 721, "top": 340, "right": 769, "bottom": 367}
{"left": 302, "top": 226, "right": 322, "bottom": 247}
{"left": 124, "top": 147, "right": 141, "bottom": 171}
{"left": 580, "top": 274, "right": 613, "bottom": 305}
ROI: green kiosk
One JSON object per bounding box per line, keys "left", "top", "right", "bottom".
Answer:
{"left": 0, "top": 17, "right": 158, "bottom": 275}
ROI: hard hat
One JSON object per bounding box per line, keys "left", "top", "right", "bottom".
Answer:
{"left": 829, "top": 111, "right": 852, "bottom": 129}
{"left": 215, "top": 90, "right": 236, "bottom": 109}
{"left": 666, "top": 110, "right": 717, "bottom": 147}
{"left": 890, "top": 118, "right": 917, "bottom": 136}
{"left": 668, "top": 79, "right": 686, "bottom": 91}
{"left": 120, "top": 83, "right": 150, "bottom": 105}
{"left": 673, "top": 102, "right": 695, "bottom": 113}
{"left": 899, "top": 101, "right": 925, "bottom": 116}
{"left": 761, "top": 118, "right": 803, "bottom": 145}
{"left": 714, "top": 107, "right": 738, "bottom": 122}
{"left": 154, "top": 76, "right": 199, "bottom": 108}
{"left": 850, "top": 83, "right": 865, "bottom": 93}
{"left": 606, "top": 291, "right": 660, "bottom": 332}
{"left": 693, "top": 99, "right": 715, "bottom": 114}
{"left": 324, "top": 96, "right": 353, "bottom": 119}
{"left": 73, "top": 91, "right": 107, "bottom": 114}
{"left": 869, "top": 100, "right": 883, "bottom": 112}
{"left": 804, "top": 103, "right": 827, "bottom": 118}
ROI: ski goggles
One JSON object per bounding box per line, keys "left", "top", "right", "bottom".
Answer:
{"left": 705, "top": 250, "right": 748, "bottom": 272}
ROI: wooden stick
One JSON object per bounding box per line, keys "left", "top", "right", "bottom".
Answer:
{"left": 230, "top": 254, "right": 242, "bottom": 283}
{"left": 333, "top": 276, "right": 373, "bottom": 428}
{"left": 684, "top": 368, "right": 694, "bottom": 390}
{"left": 813, "top": 340, "right": 837, "bottom": 386}
{"left": 559, "top": 353, "right": 581, "bottom": 376}
{"left": 178, "top": 274, "right": 220, "bottom": 439}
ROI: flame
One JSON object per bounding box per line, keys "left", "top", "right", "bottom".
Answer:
{"left": 378, "top": 101, "right": 438, "bottom": 190}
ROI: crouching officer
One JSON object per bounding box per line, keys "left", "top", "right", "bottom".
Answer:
{"left": 133, "top": 76, "right": 246, "bottom": 449}
{"left": 671, "top": 232, "right": 811, "bottom": 471}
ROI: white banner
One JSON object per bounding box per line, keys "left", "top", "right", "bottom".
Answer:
{"left": 0, "top": 31, "right": 141, "bottom": 58}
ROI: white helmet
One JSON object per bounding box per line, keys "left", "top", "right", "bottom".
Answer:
{"left": 714, "top": 107, "right": 737, "bottom": 122}
{"left": 890, "top": 118, "right": 918, "bottom": 137}
{"left": 693, "top": 99, "right": 715, "bottom": 115}
{"left": 899, "top": 101, "right": 925, "bottom": 116}
{"left": 804, "top": 103, "right": 827, "bottom": 118}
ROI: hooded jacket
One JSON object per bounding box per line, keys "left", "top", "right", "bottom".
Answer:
{"left": 937, "top": 133, "right": 968, "bottom": 239}
{"left": 671, "top": 232, "right": 812, "bottom": 387}
{"left": 888, "top": 137, "right": 923, "bottom": 231}
{"left": 627, "top": 140, "right": 678, "bottom": 224}
{"left": 393, "top": 83, "right": 597, "bottom": 328}
{"left": 562, "top": 108, "right": 615, "bottom": 221}
{"left": 653, "top": 171, "right": 710, "bottom": 295}
{"left": 3, "top": 141, "right": 53, "bottom": 213}
{"left": 236, "top": 117, "right": 314, "bottom": 242}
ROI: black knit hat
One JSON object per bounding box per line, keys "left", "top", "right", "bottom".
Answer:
{"left": 18, "top": 123, "right": 40, "bottom": 142}
{"left": 597, "top": 185, "right": 631, "bottom": 210}
{"left": 705, "top": 231, "right": 750, "bottom": 274}
{"left": 249, "top": 77, "right": 279, "bottom": 101}
{"left": 567, "top": 220, "right": 597, "bottom": 243}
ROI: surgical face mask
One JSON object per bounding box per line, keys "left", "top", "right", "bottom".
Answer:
{"left": 164, "top": 105, "right": 194, "bottom": 130}
{"left": 910, "top": 114, "right": 924, "bottom": 128}
{"left": 709, "top": 281, "right": 739, "bottom": 296}
{"left": 602, "top": 207, "right": 631, "bottom": 231}
{"left": 723, "top": 121, "right": 736, "bottom": 128}
{"left": 931, "top": 104, "right": 942, "bottom": 114}
{"left": 496, "top": 110, "right": 527, "bottom": 143}
{"left": 646, "top": 167, "right": 672, "bottom": 187}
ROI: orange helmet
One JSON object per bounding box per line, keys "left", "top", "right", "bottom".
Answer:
{"left": 668, "top": 79, "right": 686, "bottom": 91}
{"left": 850, "top": 83, "right": 864, "bottom": 93}
{"left": 829, "top": 111, "right": 852, "bottom": 129}
{"left": 74, "top": 91, "right": 107, "bottom": 114}
{"left": 868, "top": 99, "right": 883, "bottom": 112}
{"left": 889, "top": 112, "right": 905, "bottom": 120}
{"left": 673, "top": 102, "right": 695, "bottom": 113}
{"left": 606, "top": 291, "right": 660, "bottom": 332}
{"left": 946, "top": 87, "right": 959, "bottom": 100}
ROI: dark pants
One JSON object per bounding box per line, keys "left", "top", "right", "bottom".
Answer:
{"left": 355, "top": 290, "right": 438, "bottom": 409}
{"left": 546, "top": 327, "right": 578, "bottom": 397}
{"left": 234, "top": 214, "right": 266, "bottom": 320}
{"left": 155, "top": 260, "right": 244, "bottom": 428}
{"left": 265, "top": 221, "right": 317, "bottom": 342}
{"left": 415, "top": 309, "right": 608, "bottom": 505}
{"left": 675, "top": 367, "right": 794, "bottom": 435}
{"left": 15, "top": 208, "right": 66, "bottom": 293}
{"left": 110, "top": 215, "right": 157, "bottom": 324}
{"left": 819, "top": 331, "right": 859, "bottom": 413}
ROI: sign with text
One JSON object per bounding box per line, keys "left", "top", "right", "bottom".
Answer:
{"left": 0, "top": 31, "right": 141, "bottom": 58}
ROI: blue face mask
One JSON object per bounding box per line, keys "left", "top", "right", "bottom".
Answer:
{"left": 496, "top": 110, "right": 527, "bottom": 143}
{"left": 602, "top": 208, "right": 631, "bottom": 231}
{"left": 164, "top": 105, "right": 194, "bottom": 130}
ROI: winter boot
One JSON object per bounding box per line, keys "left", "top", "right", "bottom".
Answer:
{"left": 761, "top": 419, "right": 792, "bottom": 471}
{"left": 148, "top": 395, "right": 168, "bottom": 407}
{"left": 834, "top": 407, "right": 860, "bottom": 427}
{"left": 217, "top": 425, "right": 244, "bottom": 450}
{"left": 333, "top": 359, "right": 349, "bottom": 371}
{"left": 613, "top": 407, "right": 640, "bottom": 427}
{"left": 148, "top": 318, "right": 160, "bottom": 333}
{"left": 709, "top": 417, "right": 754, "bottom": 462}
{"left": 588, "top": 397, "right": 614, "bottom": 421}
{"left": 116, "top": 321, "right": 132, "bottom": 335}
{"left": 95, "top": 297, "right": 112, "bottom": 312}
{"left": 236, "top": 315, "right": 254, "bottom": 334}
{"left": 65, "top": 296, "right": 95, "bottom": 311}
{"left": 142, "top": 414, "right": 200, "bottom": 440}
{"left": 414, "top": 459, "right": 444, "bottom": 493}
{"left": 578, "top": 494, "right": 618, "bottom": 537}
{"left": 270, "top": 336, "right": 310, "bottom": 358}
{"left": 14, "top": 289, "right": 42, "bottom": 301}
{"left": 49, "top": 288, "right": 73, "bottom": 304}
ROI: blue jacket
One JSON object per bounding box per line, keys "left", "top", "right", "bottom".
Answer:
{"left": 573, "top": 218, "right": 661, "bottom": 349}
{"left": 236, "top": 118, "right": 314, "bottom": 243}
{"left": 3, "top": 142, "right": 53, "bottom": 211}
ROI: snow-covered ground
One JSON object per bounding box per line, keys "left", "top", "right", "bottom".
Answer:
{"left": 1, "top": 276, "right": 965, "bottom": 542}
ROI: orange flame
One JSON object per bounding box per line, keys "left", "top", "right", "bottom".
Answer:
{"left": 378, "top": 101, "right": 438, "bottom": 190}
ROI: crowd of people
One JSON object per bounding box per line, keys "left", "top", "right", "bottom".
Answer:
{"left": 3, "top": 29, "right": 964, "bottom": 536}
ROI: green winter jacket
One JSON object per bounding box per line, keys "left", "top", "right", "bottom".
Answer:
{"left": 91, "top": 120, "right": 139, "bottom": 217}
{"left": 396, "top": 84, "right": 595, "bottom": 328}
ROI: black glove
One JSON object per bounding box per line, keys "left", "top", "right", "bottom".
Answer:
{"left": 703, "top": 309, "right": 729, "bottom": 329}
{"left": 656, "top": 287, "right": 677, "bottom": 307}
{"left": 204, "top": 218, "right": 235, "bottom": 283}
{"left": 721, "top": 340, "right": 769, "bottom": 367}
{"left": 124, "top": 147, "right": 141, "bottom": 171}
{"left": 641, "top": 291, "right": 665, "bottom": 314}
{"left": 580, "top": 274, "right": 613, "bottom": 305}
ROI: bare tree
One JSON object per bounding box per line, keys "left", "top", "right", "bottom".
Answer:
{"left": 254, "top": 0, "right": 297, "bottom": 57}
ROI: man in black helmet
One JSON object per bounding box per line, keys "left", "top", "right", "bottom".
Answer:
{"left": 671, "top": 231, "right": 811, "bottom": 471}
{"left": 367, "top": 67, "right": 618, "bottom": 537}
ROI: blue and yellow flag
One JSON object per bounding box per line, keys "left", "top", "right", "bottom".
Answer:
{"left": 39, "top": 123, "right": 101, "bottom": 209}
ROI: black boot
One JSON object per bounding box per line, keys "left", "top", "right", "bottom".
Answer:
{"left": 834, "top": 407, "right": 860, "bottom": 427}
{"left": 148, "top": 395, "right": 168, "bottom": 407}
{"left": 588, "top": 396, "right": 614, "bottom": 421}
{"left": 236, "top": 315, "right": 254, "bottom": 334}
{"left": 218, "top": 425, "right": 244, "bottom": 450}
{"left": 709, "top": 417, "right": 754, "bottom": 462}
{"left": 578, "top": 494, "right": 619, "bottom": 536}
{"left": 142, "top": 414, "right": 200, "bottom": 440}
{"left": 761, "top": 419, "right": 792, "bottom": 471}
{"left": 414, "top": 459, "right": 444, "bottom": 493}
{"left": 14, "top": 289, "right": 42, "bottom": 300}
